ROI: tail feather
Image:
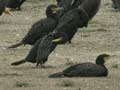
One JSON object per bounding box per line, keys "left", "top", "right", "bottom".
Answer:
{"left": 49, "top": 72, "right": 64, "bottom": 78}
{"left": 8, "top": 42, "right": 23, "bottom": 48}
{"left": 11, "top": 59, "right": 26, "bottom": 66}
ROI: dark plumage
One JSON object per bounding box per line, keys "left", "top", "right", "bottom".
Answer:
{"left": 11, "top": 1, "right": 91, "bottom": 67}
{"left": 57, "top": 0, "right": 76, "bottom": 17}
{"left": 52, "top": 6, "right": 89, "bottom": 44}
{"left": 56, "top": 0, "right": 61, "bottom": 5}
{"left": 11, "top": 0, "right": 101, "bottom": 66}
{"left": 112, "top": 0, "right": 120, "bottom": 10}
{"left": 11, "top": 33, "right": 57, "bottom": 67}
{"left": 0, "top": 0, "right": 5, "bottom": 15}
{"left": 80, "top": 0, "right": 101, "bottom": 20}
{"left": 6, "top": 0, "right": 26, "bottom": 10}
{"left": 49, "top": 54, "right": 110, "bottom": 78}
{"left": 11, "top": 38, "right": 42, "bottom": 66}
{"left": 22, "top": 7, "right": 89, "bottom": 67}
{"left": 8, "top": 4, "right": 60, "bottom": 48}
{"left": 36, "top": 34, "right": 57, "bottom": 67}
{"left": 58, "top": 0, "right": 101, "bottom": 21}
{"left": 54, "top": 0, "right": 101, "bottom": 43}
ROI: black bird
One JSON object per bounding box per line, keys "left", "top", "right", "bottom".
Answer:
{"left": 6, "top": 0, "right": 26, "bottom": 10}
{"left": 57, "top": 0, "right": 101, "bottom": 21}
{"left": 11, "top": 6, "right": 89, "bottom": 67}
{"left": 80, "top": 0, "right": 101, "bottom": 20}
{"left": 36, "top": 34, "right": 57, "bottom": 67}
{"left": 53, "top": 0, "right": 101, "bottom": 43}
{"left": 11, "top": 33, "right": 57, "bottom": 67}
{"left": 51, "top": 6, "right": 89, "bottom": 44}
{"left": 0, "top": 0, "right": 12, "bottom": 16}
{"left": 8, "top": 4, "right": 62, "bottom": 48}
{"left": 10, "top": 0, "right": 100, "bottom": 66}
{"left": 11, "top": 7, "right": 89, "bottom": 67}
{"left": 49, "top": 54, "right": 111, "bottom": 78}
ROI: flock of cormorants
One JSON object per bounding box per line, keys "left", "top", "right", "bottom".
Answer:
{"left": 0, "top": 0, "right": 118, "bottom": 77}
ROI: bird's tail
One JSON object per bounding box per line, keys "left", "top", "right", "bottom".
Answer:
{"left": 11, "top": 59, "right": 26, "bottom": 66}
{"left": 8, "top": 42, "right": 23, "bottom": 48}
{"left": 49, "top": 72, "right": 64, "bottom": 78}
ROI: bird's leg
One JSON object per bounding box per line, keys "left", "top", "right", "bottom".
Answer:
{"left": 40, "top": 64, "right": 46, "bottom": 68}
{"left": 36, "top": 60, "right": 46, "bottom": 68}
{"left": 68, "top": 40, "right": 72, "bottom": 44}
{"left": 36, "top": 63, "right": 39, "bottom": 68}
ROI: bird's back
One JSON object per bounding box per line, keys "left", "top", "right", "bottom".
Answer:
{"left": 22, "top": 17, "right": 57, "bottom": 45}
{"left": 6, "top": 0, "right": 26, "bottom": 9}
{"left": 63, "top": 62, "right": 108, "bottom": 77}
{"left": 37, "top": 34, "right": 57, "bottom": 61}
{"left": 81, "top": 0, "right": 101, "bottom": 20}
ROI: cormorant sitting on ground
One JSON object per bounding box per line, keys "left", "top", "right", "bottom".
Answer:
{"left": 0, "top": 0, "right": 12, "bottom": 16}
{"left": 6, "top": 0, "right": 26, "bottom": 10}
{"left": 8, "top": 4, "right": 62, "bottom": 48}
{"left": 49, "top": 54, "right": 111, "bottom": 78}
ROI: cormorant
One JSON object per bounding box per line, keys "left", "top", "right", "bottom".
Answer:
{"left": 8, "top": 4, "right": 63, "bottom": 48}
{"left": 53, "top": 0, "right": 101, "bottom": 43}
{"left": 0, "top": 0, "right": 12, "bottom": 16}
{"left": 57, "top": 0, "right": 101, "bottom": 21}
{"left": 51, "top": 6, "right": 89, "bottom": 44}
{"left": 11, "top": 33, "right": 57, "bottom": 67}
{"left": 11, "top": 5, "right": 89, "bottom": 67}
{"left": 6, "top": 0, "right": 26, "bottom": 10}
{"left": 10, "top": 0, "right": 101, "bottom": 67}
{"left": 49, "top": 54, "right": 111, "bottom": 78}
{"left": 34, "top": 0, "right": 101, "bottom": 66}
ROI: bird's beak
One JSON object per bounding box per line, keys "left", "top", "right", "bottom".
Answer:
{"left": 4, "top": 7, "right": 13, "bottom": 16}
{"left": 105, "top": 55, "right": 116, "bottom": 61}
{"left": 110, "top": 55, "right": 116, "bottom": 58}
{"left": 52, "top": 7, "right": 64, "bottom": 13}
{"left": 52, "top": 37, "right": 62, "bottom": 43}
{"left": 104, "top": 57, "right": 110, "bottom": 61}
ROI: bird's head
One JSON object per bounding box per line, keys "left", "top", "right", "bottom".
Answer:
{"left": 46, "top": 4, "right": 63, "bottom": 17}
{"left": 96, "top": 54, "right": 111, "bottom": 65}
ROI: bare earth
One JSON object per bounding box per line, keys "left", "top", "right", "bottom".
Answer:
{"left": 0, "top": 0, "right": 120, "bottom": 90}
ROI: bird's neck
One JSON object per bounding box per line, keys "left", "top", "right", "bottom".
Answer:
{"left": 96, "top": 58, "right": 104, "bottom": 65}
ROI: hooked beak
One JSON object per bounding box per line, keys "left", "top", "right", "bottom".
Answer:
{"left": 52, "top": 7, "right": 64, "bottom": 13}
{"left": 110, "top": 55, "right": 116, "bottom": 57}
{"left": 52, "top": 37, "right": 62, "bottom": 43}
{"left": 4, "top": 7, "right": 13, "bottom": 16}
{"left": 105, "top": 55, "right": 116, "bottom": 61}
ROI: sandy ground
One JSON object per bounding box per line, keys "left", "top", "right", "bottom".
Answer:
{"left": 0, "top": 0, "right": 120, "bottom": 90}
